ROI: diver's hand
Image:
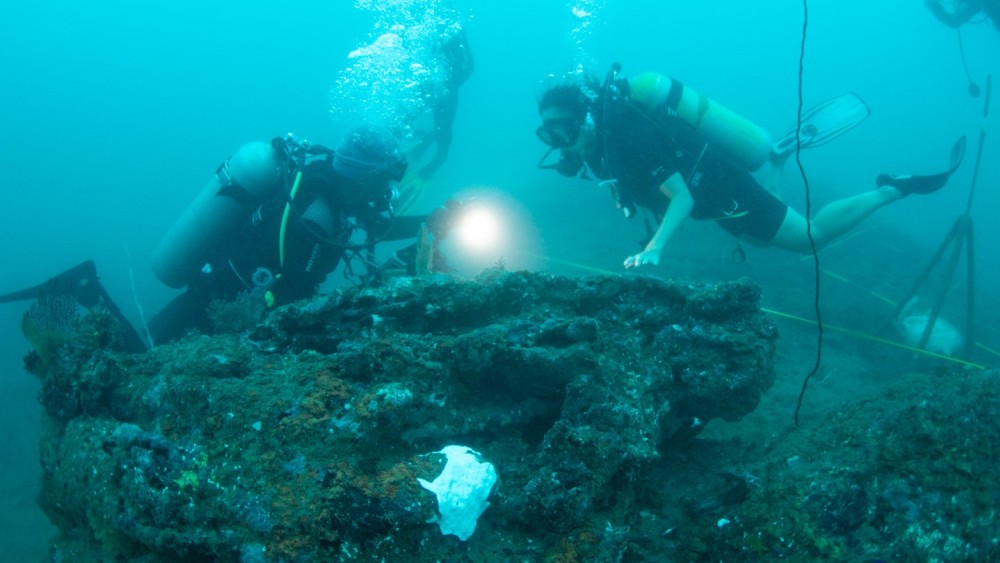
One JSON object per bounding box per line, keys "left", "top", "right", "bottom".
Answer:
{"left": 624, "top": 249, "right": 661, "bottom": 269}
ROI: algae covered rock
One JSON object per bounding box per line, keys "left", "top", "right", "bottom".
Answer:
{"left": 26, "top": 270, "right": 777, "bottom": 561}
{"left": 658, "top": 367, "right": 1000, "bottom": 562}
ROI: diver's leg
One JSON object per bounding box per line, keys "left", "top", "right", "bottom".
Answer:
{"left": 84, "top": 278, "right": 149, "bottom": 353}
{"left": 148, "top": 287, "right": 213, "bottom": 346}
{"left": 769, "top": 186, "right": 901, "bottom": 253}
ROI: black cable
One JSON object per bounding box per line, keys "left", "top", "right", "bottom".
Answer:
{"left": 793, "top": 0, "right": 824, "bottom": 427}
{"left": 957, "top": 28, "right": 981, "bottom": 97}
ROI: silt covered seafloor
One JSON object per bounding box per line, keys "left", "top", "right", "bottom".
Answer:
{"left": 22, "top": 270, "right": 1000, "bottom": 561}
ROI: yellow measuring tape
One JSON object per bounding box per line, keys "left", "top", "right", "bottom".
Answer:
{"left": 761, "top": 307, "right": 989, "bottom": 370}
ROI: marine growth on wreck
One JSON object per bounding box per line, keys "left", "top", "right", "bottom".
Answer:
{"left": 24, "top": 270, "right": 777, "bottom": 561}
{"left": 24, "top": 269, "right": 999, "bottom": 561}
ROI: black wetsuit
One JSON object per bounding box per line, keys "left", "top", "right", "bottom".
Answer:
{"left": 586, "top": 79, "right": 788, "bottom": 242}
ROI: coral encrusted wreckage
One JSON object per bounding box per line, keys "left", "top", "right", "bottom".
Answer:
{"left": 25, "top": 270, "right": 778, "bottom": 561}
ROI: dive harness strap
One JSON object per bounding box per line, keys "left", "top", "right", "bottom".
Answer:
{"left": 664, "top": 77, "right": 709, "bottom": 127}
{"left": 665, "top": 78, "right": 684, "bottom": 112}
{"left": 267, "top": 169, "right": 303, "bottom": 309}
{"left": 265, "top": 135, "right": 312, "bottom": 309}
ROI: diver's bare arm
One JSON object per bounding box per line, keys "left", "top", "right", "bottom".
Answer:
{"left": 624, "top": 173, "right": 693, "bottom": 268}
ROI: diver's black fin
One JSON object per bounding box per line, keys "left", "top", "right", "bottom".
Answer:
{"left": 0, "top": 260, "right": 100, "bottom": 304}
{"left": 0, "top": 260, "right": 148, "bottom": 352}
{"left": 772, "top": 92, "right": 872, "bottom": 157}
{"left": 876, "top": 136, "right": 967, "bottom": 196}
{"left": 0, "top": 284, "right": 44, "bottom": 304}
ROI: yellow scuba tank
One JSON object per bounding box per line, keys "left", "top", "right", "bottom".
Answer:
{"left": 628, "top": 72, "right": 773, "bottom": 172}
{"left": 151, "top": 141, "right": 283, "bottom": 288}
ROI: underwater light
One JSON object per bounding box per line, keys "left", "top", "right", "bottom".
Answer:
{"left": 455, "top": 205, "right": 501, "bottom": 251}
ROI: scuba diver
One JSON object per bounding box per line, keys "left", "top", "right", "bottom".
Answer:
{"left": 410, "top": 26, "right": 474, "bottom": 184}
{"left": 1, "top": 125, "right": 460, "bottom": 352}
{"left": 926, "top": 0, "right": 1000, "bottom": 30}
{"left": 394, "top": 23, "right": 474, "bottom": 215}
{"left": 535, "top": 65, "right": 966, "bottom": 269}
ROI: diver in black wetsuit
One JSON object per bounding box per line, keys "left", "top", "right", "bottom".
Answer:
{"left": 147, "top": 126, "right": 416, "bottom": 344}
{"left": 2, "top": 125, "right": 459, "bottom": 352}
{"left": 535, "top": 67, "right": 965, "bottom": 269}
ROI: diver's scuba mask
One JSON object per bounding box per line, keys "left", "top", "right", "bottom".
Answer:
{"left": 536, "top": 117, "right": 581, "bottom": 149}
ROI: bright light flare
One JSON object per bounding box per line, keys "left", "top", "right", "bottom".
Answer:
{"left": 455, "top": 206, "right": 501, "bottom": 251}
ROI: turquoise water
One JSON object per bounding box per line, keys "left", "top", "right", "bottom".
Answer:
{"left": 2, "top": 1, "right": 998, "bottom": 558}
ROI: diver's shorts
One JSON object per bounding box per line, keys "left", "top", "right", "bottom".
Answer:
{"left": 710, "top": 174, "right": 789, "bottom": 243}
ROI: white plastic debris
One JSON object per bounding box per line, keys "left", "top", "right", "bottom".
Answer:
{"left": 417, "top": 445, "right": 498, "bottom": 541}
